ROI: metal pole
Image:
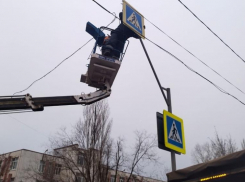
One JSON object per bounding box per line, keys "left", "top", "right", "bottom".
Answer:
{"left": 166, "top": 88, "right": 172, "bottom": 113}
{"left": 167, "top": 88, "right": 176, "bottom": 171}
{"left": 140, "top": 39, "right": 177, "bottom": 171}
{"left": 140, "top": 39, "right": 168, "bottom": 105}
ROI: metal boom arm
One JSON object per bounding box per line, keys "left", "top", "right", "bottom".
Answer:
{"left": 0, "top": 87, "right": 111, "bottom": 113}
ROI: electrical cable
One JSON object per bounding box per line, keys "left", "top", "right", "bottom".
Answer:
{"left": 13, "top": 14, "right": 118, "bottom": 96}
{"left": 144, "top": 17, "right": 245, "bottom": 94}
{"left": 92, "top": 0, "right": 245, "bottom": 106}
{"left": 178, "top": 0, "right": 245, "bottom": 64}
{"left": 87, "top": 12, "right": 117, "bottom": 60}
{"left": 92, "top": 0, "right": 119, "bottom": 20}
{"left": 105, "top": 12, "right": 117, "bottom": 28}
{"left": 13, "top": 38, "right": 93, "bottom": 95}
{"left": 146, "top": 37, "right": 245, "bottom": 106}
{"left": 93, "top": 0, "right": 244, "bottom": 94}
{"left": 7, "top": 115, "right": 49, "bottom": 139}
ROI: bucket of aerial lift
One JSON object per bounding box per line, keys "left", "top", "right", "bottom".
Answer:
{"left": 81, "top": 54, "right": 121, "bottom": 89}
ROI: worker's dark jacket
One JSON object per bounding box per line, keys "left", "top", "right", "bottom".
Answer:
{"left": 103, "top": 23, "right": 140, "bottom": 58}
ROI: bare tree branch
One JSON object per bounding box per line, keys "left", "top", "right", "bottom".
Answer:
{"left": 48, "top": 100, "right": 113, "bottom": 182}
{"left": 192, "top": 130, "right": 238, "bottom": 164}
{"left": 126, "top": 130, "right": 158, "bottom": 182}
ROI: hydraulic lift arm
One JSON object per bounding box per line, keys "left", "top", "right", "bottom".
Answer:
{"left": 0, "top": 22, "right": 124, "bottom": 114}
{"left": 0, "top": 84, "right": 111, "bottom": 113}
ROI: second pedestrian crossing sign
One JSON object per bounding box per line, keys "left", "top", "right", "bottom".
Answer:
{"left": 163, "top": 110, "right": 186, "bottom": 154}
{"left": 123, "top": 0, "right": 145, "bottom": 39}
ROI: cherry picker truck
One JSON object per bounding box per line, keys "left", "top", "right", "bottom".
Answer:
{"left": 0, "top": 22, "right": 129, "bottom": 114}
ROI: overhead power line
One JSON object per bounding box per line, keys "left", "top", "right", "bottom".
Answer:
{"left": 93, "top": 0, "right": 245, "bottom": 95}
{"left": 144, "top": 17, "right": 245, "bottom": 95}
{"left": 7, "top": 115, "right": 49, "bottom": 139}
{"left": 92, "top": 0, "right": 119, "bottom": 19}
{"left": 92, "top": 0, "right": 245, "bottom": 106}
{"left": 13, "top": 14, "right": 117, "bottom": 95}
{"left": 13, "top": 38, "right": 93, "bottom": 95}
{"left": 178, "top": 0, "right": 245, "bottom": 64}
{"left": 146, "top": 37, "right": 245, "bottom": 106}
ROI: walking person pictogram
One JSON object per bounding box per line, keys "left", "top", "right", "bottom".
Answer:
{"left": 127, "top": 12, "right": 141, "bottom": 31}
{"left": 170, "top": 123, "right": 180, "bottom": 142}
{"left": 168, "top": 121, "right": 182, "bottom": 143}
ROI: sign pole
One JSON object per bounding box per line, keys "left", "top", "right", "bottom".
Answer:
{"left": 139, "top": 39, "right": 168, "bottom": 104}
{"left": 140, "top": 39, "right": 177, "bottom": 171}
{"left": 166, "top": 88, "right": 176, "bottom": 171}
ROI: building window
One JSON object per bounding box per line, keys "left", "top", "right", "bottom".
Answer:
{"left": 119, "top": 177, "right": 124, "bottom": 182}
{"left": 55, "top": 164, "right": 62, "bottom": 175}
{"left": 47, "top": 162, "right": 53, "bottom": 175}
{"left": 77, "top": 155, "right": 84, "bottom": 166}
{"left": 76, "top": 176, "right": 84, "bottom": 182}
{"left": 38, "top": 160, "right": 45, "bottom": 173}
{"left": 10, "top": 157, "right": 18, "bottom": 170}
{"left": 110, "top": 175, "right": 116, "bottom": 182}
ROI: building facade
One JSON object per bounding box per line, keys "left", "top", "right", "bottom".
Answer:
{"left": 0, "top": 149, "right": 64, "bottom": 182}
{"left": 0, "top": 146, "right": 165, "bottom": 182}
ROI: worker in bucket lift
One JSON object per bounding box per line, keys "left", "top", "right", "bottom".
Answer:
{"left": 102, "top": 12, "right": 140, "bottom": 59}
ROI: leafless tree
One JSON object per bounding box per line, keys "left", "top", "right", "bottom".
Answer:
{"left": 46, "top": 100, "right": 161, "bottom": 182}
{"left": 144, "top": 160, "right": 170, "bottom": 182}
{"left": 192, "top": 142, "right": 213, "bottom": 164}
{"left": 192, "top": 130, "right": 238, "bottom": 164}
{"left": 49, "top": 100, "right": 113, "bottom": 182}
{"left": 112, "top": 137, "right": 126, "bottom": 182}
{"left": 126, "top": 130, "right": 158, "bottom": 182}
{"left": 241, "top": 139, "right": 245, "bottom": 150}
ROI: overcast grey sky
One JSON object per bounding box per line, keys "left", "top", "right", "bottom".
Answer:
{"left": 1, "top": 0, "right": 245, "bottom": 172}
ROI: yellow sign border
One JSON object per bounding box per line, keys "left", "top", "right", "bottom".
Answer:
{"left": 163, "top": 110, "right": 186, "bottom": 154}
{"left": 122, "top": 0, "right": 145, "bottom": 39}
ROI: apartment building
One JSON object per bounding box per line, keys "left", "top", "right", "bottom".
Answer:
{"left": 0, "top": 149, "right": 62, "bottom": 182}
{"left": 0, "top": 145, "right": 164, "bottom": 182}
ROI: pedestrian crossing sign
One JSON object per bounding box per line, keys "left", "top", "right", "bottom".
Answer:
{"left": 163, "top": 110, "right": 186, "bottom": 154}
{"left": 123, "top": 0, "right": 145, "bottom": 39}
